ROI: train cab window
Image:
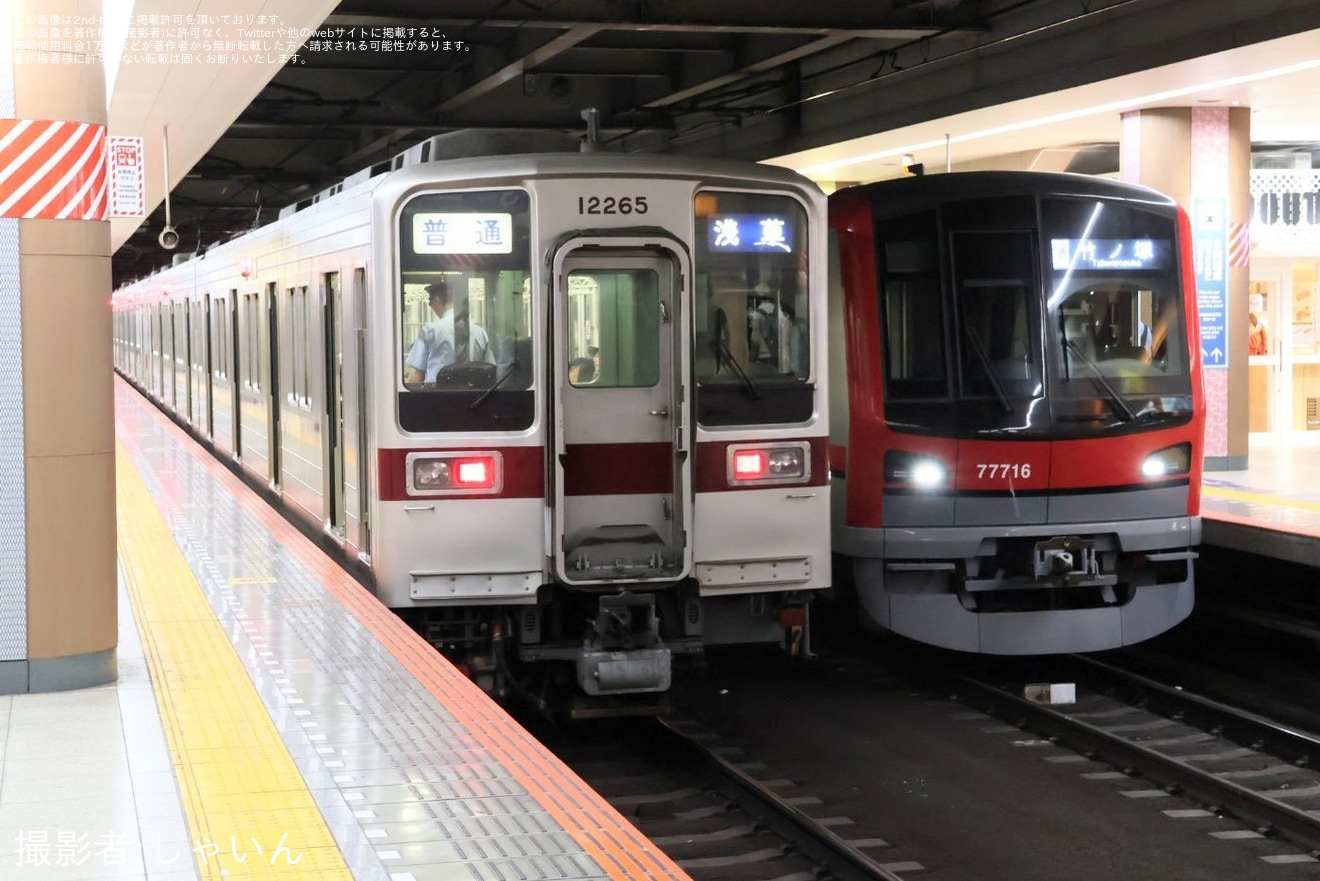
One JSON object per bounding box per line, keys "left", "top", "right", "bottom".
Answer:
{"left": 877, "top": 212, "right": 948, "bottom": 400}
{"left": 693, "top": 190, "right": 813, "bottom": 425}
{"left": 1042, "top": 197, "right": 1192, "bottom": 428}
{"left": 396, "top": 189, "right": 534, "bottom": 433}
{"left": 951, "top": 230, "right": 1041, "bottom": 402}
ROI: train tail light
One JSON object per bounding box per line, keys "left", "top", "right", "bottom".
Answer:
{"left": 1140, "top": 443, "right": 1191, "bottom": 479}
{"left": 884, "top": 450, "right": 948, "bottom": 489}
{"left": 408, "top": 451, "right": 502, "bottom": 495}
{"left": 726, "top": 442, "right": 811, "bottom": 486}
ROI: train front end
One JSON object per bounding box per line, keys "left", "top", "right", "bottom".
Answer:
{"left": 369, "top": 152, "right": 830, "bottom": 710}
{"left": 829, "top": 172, "right": 1204, "bottom": 655}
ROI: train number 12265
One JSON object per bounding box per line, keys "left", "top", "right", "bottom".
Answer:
{"left": 976, "top": 462, "right": 1032, "bottom": 479}
{"left": 577, "top": 195, "right": 649, "bottom": 215}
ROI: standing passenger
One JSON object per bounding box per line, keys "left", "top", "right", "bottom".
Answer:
{"left": 403, "top": 281, "right": 495, "bottom": 388}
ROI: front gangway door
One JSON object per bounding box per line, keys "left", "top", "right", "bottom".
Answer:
{"left": 551, "top": 239, "right": 692, "bottom": 585}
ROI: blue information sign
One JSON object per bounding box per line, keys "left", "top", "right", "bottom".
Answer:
{"left": 707, "top": 215, "right": 794, "bottom": 253}
{"left": 1191, "top": 197, "right": 1227, "bottom": 368}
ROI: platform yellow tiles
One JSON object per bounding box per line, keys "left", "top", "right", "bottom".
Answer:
{"left": 1203, "top": 484, "right": 1320, "bottom": 513}
{"left": 116, "top": 442, "right": 352, "bottom": 881}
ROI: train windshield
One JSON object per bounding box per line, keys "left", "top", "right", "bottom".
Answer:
{"left": 395, "top": 189, "right": 534, "bottom": 432}
{"left": 1043, "top": 197, "right": 1193, "bottom": 430}
{"left": 692, "top": 190, "right": 814, "bottom": 426}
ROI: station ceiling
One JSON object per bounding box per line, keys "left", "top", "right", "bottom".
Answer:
{"left": 108, "top": 0, "right": 1320, "bottom": 286}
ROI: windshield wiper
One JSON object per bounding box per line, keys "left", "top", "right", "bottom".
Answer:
{"left": 712, "top": 334, "right": 759, "bottom": 399}
{"left": 469, "top": 361, "right": 516, "bottom": 410}
{"left": 962, "top": 327, "right": 1013, "bottom": 413}
{"left": 1062, "top": 338, "right": 1135, "bottom": 422}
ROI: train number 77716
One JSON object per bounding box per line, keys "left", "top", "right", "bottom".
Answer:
{"left": 976, "top": 463, "right": 1032, "bottom": 479}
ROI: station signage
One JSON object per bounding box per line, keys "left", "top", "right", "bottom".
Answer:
{"left": 107, "top": 136, "right": 146, "bottom": 218}
{"left": 1191, "top": 197, "right": 1228, "bottom": 368}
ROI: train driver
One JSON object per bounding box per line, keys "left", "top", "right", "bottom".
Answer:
{"left": 403, "top": 281, "right": 496, "bottom": 388}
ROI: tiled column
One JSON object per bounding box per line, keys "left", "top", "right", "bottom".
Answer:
{"left": 0, "top": 0, "right": 116, "bottom": 692}
{"left": 1120, "top": 106, "right": 1252, "bottom": 470}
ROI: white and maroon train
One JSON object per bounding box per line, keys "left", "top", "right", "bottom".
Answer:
{"left": 828, "top": 171, "right": 1205, "bottom": 654}
{"left": 113, "top": 137, "right": 831, "bottom": 712}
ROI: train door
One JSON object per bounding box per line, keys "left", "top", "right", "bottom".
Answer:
{"left": 151, "top": 306, "right": 163, "bottom": 397}
{"left": 163, "top": 303, "right": 175, "bottom": 407}
{"left": 350, "top": 267, "right": 371, "bottom": 561}
{"left": 202, "top": 295, "right": 213, "bottom": 438}
{"left": 231, "top": 293, "right": 242, "bottom": 457}
{"left": 267, "top": 282, "right": 281, "bottom": 488}
{"left": 180, "top": 301, "right": 192, "bottom": 419}
{"left": 550, "top": 238, "right": 692, "bottom": 584}
{"left": 323, "top": 271, "right": 347, "bottom": 539}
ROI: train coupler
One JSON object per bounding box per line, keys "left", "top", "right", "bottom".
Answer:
{"left": 575, "top": 591, "right": 672, "bottom": 695}
{"left": 576, "top": 647, "right": 672, "bottom": 696}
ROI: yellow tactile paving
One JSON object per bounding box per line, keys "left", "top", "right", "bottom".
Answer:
{"left": 116, "top": 440, "right": 354, "bottom": 881}
{"left": 1203, "top": 484, "right": 1320, "bottom": 513}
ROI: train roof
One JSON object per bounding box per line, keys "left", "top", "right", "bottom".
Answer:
{"left": 833, "top": 170, "right": 1178, "bottom": 211}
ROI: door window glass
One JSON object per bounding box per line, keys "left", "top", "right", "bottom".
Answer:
{"left": 566, "top": 269, "right": 660, "bottom": 388}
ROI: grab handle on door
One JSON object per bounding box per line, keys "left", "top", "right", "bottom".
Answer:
{"left": 649, "top": 408, "right": 669, "bottom": 417}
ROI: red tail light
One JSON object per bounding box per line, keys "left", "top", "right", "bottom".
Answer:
{"left": 733, "top": 450, "right": 767, "bottom": 479}
{"left": 726, "top": 442, "right": 811, "bottom": 486}
{"left": 454, "top": 457, "right": 497, "bottom": 489}
{"left": 406, "top": 451, "right": 503, "bottom": 495}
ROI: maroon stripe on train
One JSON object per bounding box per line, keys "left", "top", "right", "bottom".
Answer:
{"left": 377, "top": 446, "right": 544, "bottom": 501}
{"left": 379, "top": 437, "right": 829, "bottom": 501}
{"left": 694, "top": 436, "right": 829, "bottom": 493}
{"left": 562, "top": 442, "right": 673, "bottom": 496}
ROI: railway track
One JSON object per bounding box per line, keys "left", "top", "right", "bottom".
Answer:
{"left": 530, "top": 715, "right": 910, "bottom": 881}
{"left": 952, "top": 653, "right": 1320, "bottom": 854}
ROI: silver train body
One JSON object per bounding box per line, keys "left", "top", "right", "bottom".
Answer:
{"left": 113, "top": 145, "right": 830, "bottom": 709}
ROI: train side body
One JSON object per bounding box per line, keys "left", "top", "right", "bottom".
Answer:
{"left": 828, "top": 171, "right": 1204, "bottom": 654}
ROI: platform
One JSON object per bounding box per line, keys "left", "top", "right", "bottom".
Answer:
{"left": 0, "top": 377, "right": 691, "bottom": 881}
{"left": 1200, "top": 434, "right": 1320, "bottom": 568}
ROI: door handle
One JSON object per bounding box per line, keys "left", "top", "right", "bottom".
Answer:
{"left": 649, "top": 408, "right": 669, "bottom": 417}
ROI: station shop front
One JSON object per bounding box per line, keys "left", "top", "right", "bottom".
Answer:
{"left": 1246, "top": 166, "right": 1320, "bottom": 438}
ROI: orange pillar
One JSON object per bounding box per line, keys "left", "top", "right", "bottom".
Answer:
{"left": 0, "top": 1, "right": 117, "bottom": 691}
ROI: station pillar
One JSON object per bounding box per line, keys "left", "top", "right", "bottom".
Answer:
{"left": 0, "top": 2, "right": 117, "bottom": 692}
{"left": 1119, "top": 106, "right": 1252, "bottom": 470}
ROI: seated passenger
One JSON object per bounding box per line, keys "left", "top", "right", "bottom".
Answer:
{"left": 568, "top": 357, "right": 596, "bottom": 385}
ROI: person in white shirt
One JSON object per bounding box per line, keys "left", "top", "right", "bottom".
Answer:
{"left": 404, "top": 281, "right": 495, "bottom": 388}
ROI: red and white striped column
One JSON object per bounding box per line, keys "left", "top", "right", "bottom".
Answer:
{"left": 1, "top": 0, "right": 117, "bottom": 693}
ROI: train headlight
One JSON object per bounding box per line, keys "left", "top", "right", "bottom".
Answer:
{"left": 406, "top": 451, "right": 502, "bottom": 495}
{"left": 884, "top": 450, "right": 947, "bottom": 489}
{"left": 1140, "top": 443, "right": 1191, "bottom": 479}
{"left": 726, "top": 442, "right": 812, "bottom": 486}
